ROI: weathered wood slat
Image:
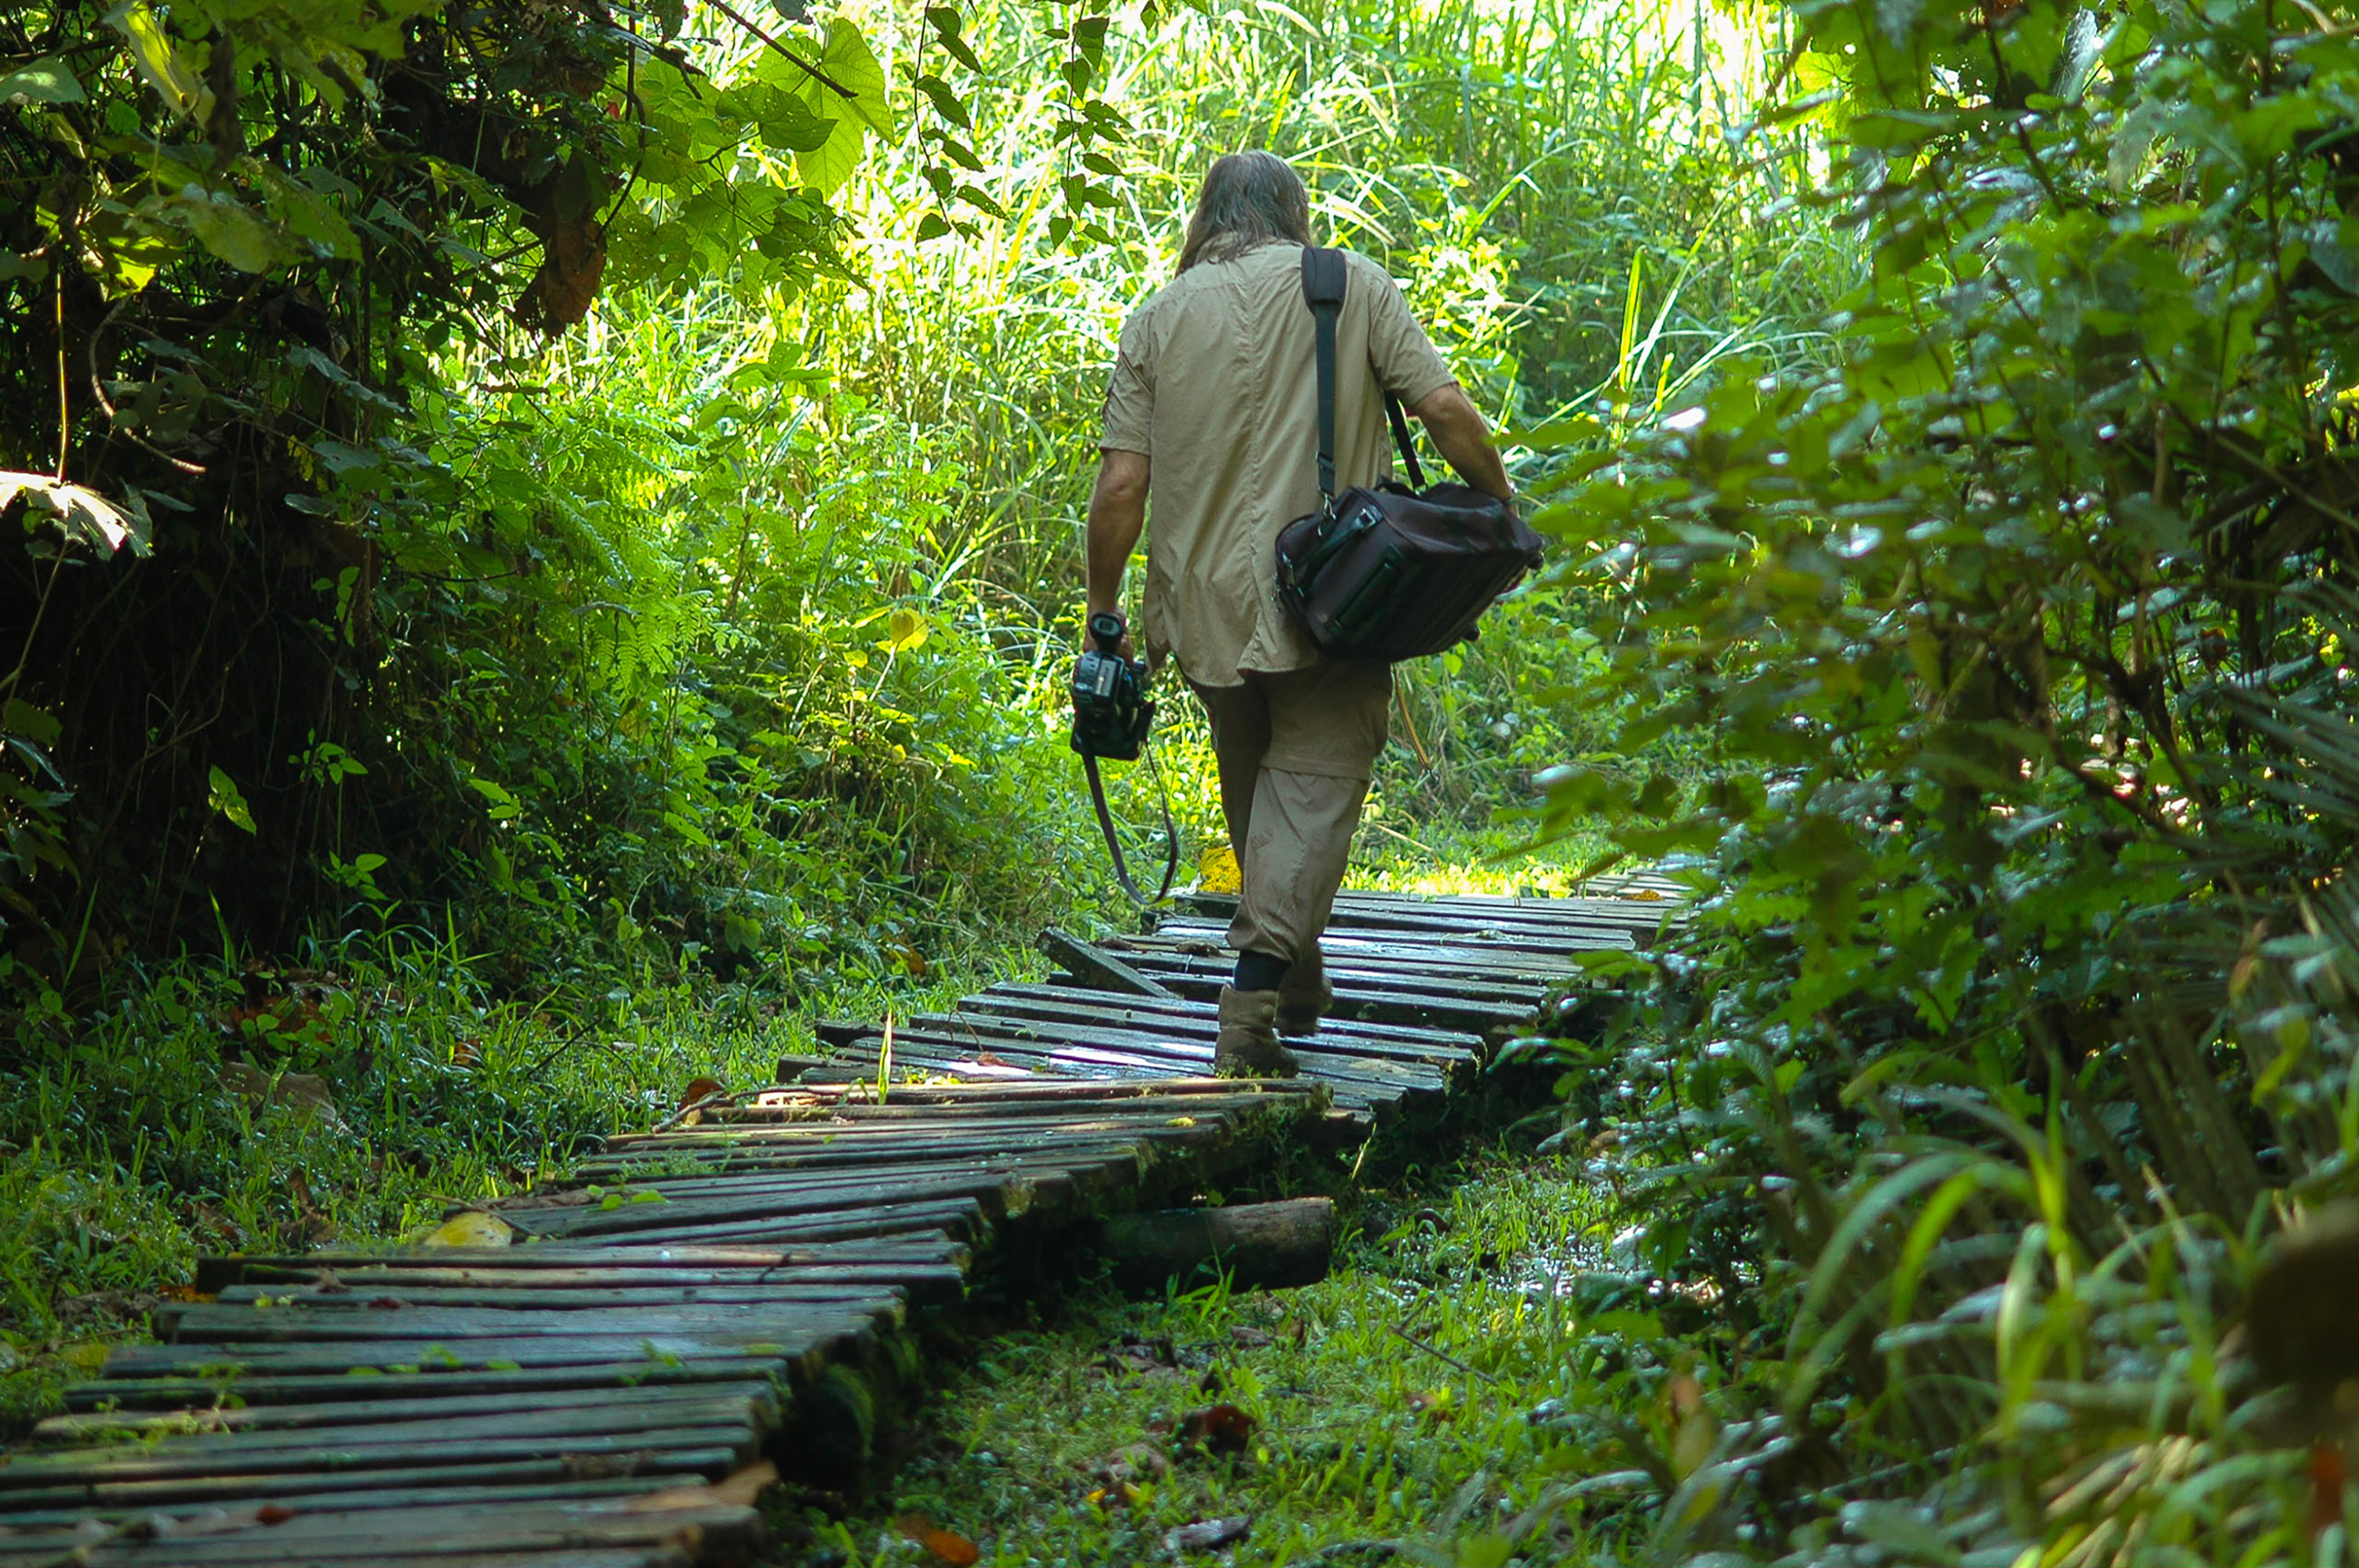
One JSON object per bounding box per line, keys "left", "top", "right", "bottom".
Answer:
{"left": 0, "top": 1446, "right": 747, "bottom": 1509}
{"left": 805, "top": 1019, "right": 1441, "bottom": 1099}
{"left": 96, "top": 1323, "right": 836, "bottom": 1377}
{"left": 63, "top": 1359, "right": 776, "bottom": 1414}
{"left": 163, "top": 1299, "right": 898, "bottom": 1345}
{"left": 1174, "top": 898, "right": 1646, "bottom": 950}
{"left": 1035, "top": 927, "right": 1177, "bottom": 998}
{"left": 0, "top": 1496, "right": 758, "bottom": 1562}
{"left": 1126, "top": 921, "right": 1594, "bottom": 978}
{"left": 38, "top": 1381, "right": 777, "bottom": 1443}
{"left": 958, "top": 983, "right": 1482, "bottom": 1058}
{"left": 194, "top": 1235, "right": 965, "bottom": 1293}
{"left": 0, "top": 1420, "right": 760, "bottom": 1485}
{"left": 0, "top": 1474, "right": 680, "bottom": 1530}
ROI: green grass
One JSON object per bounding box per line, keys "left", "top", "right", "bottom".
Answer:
{"left": 803, "top": 1153, "right": 1638, "bottom": 1567}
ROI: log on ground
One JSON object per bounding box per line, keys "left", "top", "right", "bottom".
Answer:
{"left": 1093, "top": 1198, "right": 1336, "bottom": 1292}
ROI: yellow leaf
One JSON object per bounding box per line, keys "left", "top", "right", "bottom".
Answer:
{"left": 884, "top": 608, "right": 929, "bottom": 652}
{"left": 418, "top": 1210, "right": 513, "bottom": 1248}
{"left": 1199, "top": 844, "right": 1241, "bottom": 895}
{"left": 110, "top": 1, "right": 211, "bottom": 121}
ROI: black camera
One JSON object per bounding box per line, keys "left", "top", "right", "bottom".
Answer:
{"left": 1070, "top": 611, "right": 1154, "bottom": 760}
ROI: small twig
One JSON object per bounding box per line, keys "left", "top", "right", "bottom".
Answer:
{"left": 702, "top": 0, "right": 854, "bottom": 98}
{"left": 650, "top": 1084, "right": 738, "bottom": 1134}
{"left": 53, "top": 268, "right": 67, "bottom": 480}
{"left": 1387, "top": 1322, "right": 1499, "bottom": 1387}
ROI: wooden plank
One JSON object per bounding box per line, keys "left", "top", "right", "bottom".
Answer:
{"left": 212, "top": 1269, "right": 968, "bottom": 1313}
{"left": 95, "top": 1321, "right": 844, "bottom": 1378}
{"left": 38, "top": 1381, "right": 779, "bottom": 1443}
{"left": 0, "top": 1445, "right": 746, "bottom": 1509}
{"left": 163, "top": 1300, "right": 896, "bottom": 1345}
{"left": 195, "top": 1235, "right": 966, "bottom": 1292}
{"left": 1035, "top": 927, "right": 1176, "bottom": 998}
{"left": 1173, "top": 897, "right": 1643, "bottom": 950}
{"left": 575, "top": 1139, "right": 1156, "bottom": 1187}
{"left": 1108, "top": 946, "right": 1550, "bottom": 1005}
{"left": 1133, "top": 920, "right": 1595, "bottom": 978}
{"left": 821, "top": 1015, "right": 1449, "bottom": 1095}
{"left": 224, "top": 1261, "right": 972, "bottom": 1302}
{"left": 0, "top": 1530, "right": 716, "bottom": 1566}
{"left": 65, "top": 1359, "right": 779, "bottom": 1414}
{"left": 955, "top": 984, "right": 1482, "bottom": 1059}
{"left": 794, "top": 1032, "right": 1407, "bottom": 1111}
{"left": 0, "top": 1420, "right": 759, "bottom": 1487}
{"left": 498, "top": 1146, "right": 1142, "bottom": 1215}
{"left": 0, "top": 1497, "right": 757, "bottom": 1560}
{"left": 0, "top": 1474, "right": 675, "bottom": 1528}
{"left": 498, "top": 1181, "right": 1021, "bottom": 1243}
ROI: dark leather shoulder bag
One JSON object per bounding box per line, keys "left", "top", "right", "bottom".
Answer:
{"left": 1274, "top": 247, "right": 1543, "bottom": 662}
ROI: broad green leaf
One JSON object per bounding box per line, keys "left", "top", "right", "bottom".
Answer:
{"left": 109, "top": 1, "right": 209, "bottom": 120}
{"left": 790, "top": 18, "right": 890, "bottom": 195}
{"left": 207, "top": 767, "right": 257, "bottom": 833}
{"left": 3, "top": 700, "right": 62, "bottom": 750}
{"left": 161, "top": 189, "right": 282, "bottom": 274}
{"left": 0, "top": 59, "right": 87, "bottom": 105}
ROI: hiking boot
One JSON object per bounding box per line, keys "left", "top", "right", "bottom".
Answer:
{"left": 1212, "top": 986, "right": 1299, "bottom": 1079}
{"left": 1275, "top": 944, "right": 1332, "bottom": 1036}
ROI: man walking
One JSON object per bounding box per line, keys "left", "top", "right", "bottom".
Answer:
{"left": 1085, "top": 151, "right": 1514, "bottom": 1077}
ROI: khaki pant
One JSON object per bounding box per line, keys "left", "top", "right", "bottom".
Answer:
{"left": 1190, "top": 662, "right": 1392, "bottom": 964}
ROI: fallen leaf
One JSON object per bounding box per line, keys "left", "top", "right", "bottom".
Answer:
{"left": 1198, "top": 844, "right": 1241, "bottom": 895}
{"left": 256, "top": 1504, "right": 296, "bottom": 1526}
{"left": 1177, "top": 1403, "right": 1256, "bottom": 1454}
{"left": 680, "top": 1076, "right": 725, "bottom": 1110}
{"left": 1165, "top": 1515, "right": 1252, "bottom": 1553}
{"left": 892, "top": 1513, "right": 980, "bottom": 1566}
{"left": 975, "top": 1051, "right": 1008, "bottom": 1068}
{"left": 1284, "top": 1316, "right": 1309, "bottom": 1348}
{"left": 1229, "top": 1327, "right": 1274, "bottom": 1348}
{"left": 418, "top": 1210, "right": 514, "bottom": 1248}
{"left": 1089, "top": 1442, "right": 1170, "bottom": 1487}
{"left": 627, "top": 1459, "right": 778, "bottom": 1512}
{"left": 1407, "top": 1388, "right": 1456, "bottom": 1422}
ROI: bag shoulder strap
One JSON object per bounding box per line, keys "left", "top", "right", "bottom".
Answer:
{"left": 1299, "top": 247, "right": 1428, "bottom": 499}
{"left": 1301, "top": 247, "right": 1346, "bottom": 504}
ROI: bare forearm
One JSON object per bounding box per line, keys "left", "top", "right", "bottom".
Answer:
{"left": 1410, "top": 384, "right": 1513, "bottom": 503}
{"left": 1085, "top": 450, "right": 1150, "bottom": 615}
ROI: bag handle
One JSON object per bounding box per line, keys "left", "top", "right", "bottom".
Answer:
{"left": 1300, "top": 247, "right": 1428, "bottom": 502}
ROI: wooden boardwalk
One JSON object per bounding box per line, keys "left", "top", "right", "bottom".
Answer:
{"left": 0, "top": 884, "right": 1677, "bottom": 1566}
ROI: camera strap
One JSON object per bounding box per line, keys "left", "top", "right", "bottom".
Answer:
{"left": 1081, "top": 743, "right": 1178, "bottom": 907}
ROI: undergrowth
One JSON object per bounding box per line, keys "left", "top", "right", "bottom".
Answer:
{"left": 805, "top": 1152, "right": 1654, "bottom": 1568}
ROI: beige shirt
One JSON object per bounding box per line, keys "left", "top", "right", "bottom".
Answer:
{"left": 1100, "top": 242, "right": 1457, "bottom": 687}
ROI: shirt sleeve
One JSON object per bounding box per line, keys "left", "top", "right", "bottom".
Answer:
{"left": 1100, "top": 304, "right": 1156, "bottom": 455}
{"left": 1354, "top": 256, "right": 1456, "bottom": 408}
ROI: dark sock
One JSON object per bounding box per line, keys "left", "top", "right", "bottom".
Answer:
{"left": 1234, "top": 949, "right": 1289, "bottom": 993}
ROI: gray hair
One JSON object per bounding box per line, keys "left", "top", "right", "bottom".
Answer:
{"left": 1177, "top": 151, "right": 1311, "bottom": 272}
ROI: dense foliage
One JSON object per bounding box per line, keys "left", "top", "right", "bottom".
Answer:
{"left": 1528, "top": 0, "right": 2359, "bottom": 1558}
{"left": 0, "top": 0, "right": 1817, "bottom": 1430}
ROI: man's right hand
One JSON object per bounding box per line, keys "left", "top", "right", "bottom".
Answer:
{"left": 1084, "top": 606, "right": 1136, "bottom": 662}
